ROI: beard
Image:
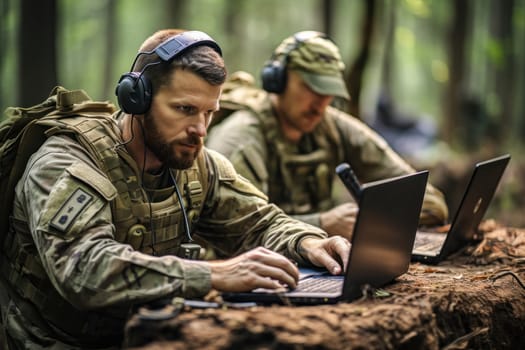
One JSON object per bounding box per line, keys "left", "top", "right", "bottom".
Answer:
{"left": 284, "top": 110, "right": 322, "bottom": 134}
{"left": 143, "top": 113, "right": 202, "bottom": 169}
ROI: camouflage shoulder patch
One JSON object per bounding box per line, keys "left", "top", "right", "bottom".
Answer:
{"left": 40, "top": 162, "right": 112, "bottom": 237}
{"left": 50, "top": 188, "right": 93, "bottom": 232}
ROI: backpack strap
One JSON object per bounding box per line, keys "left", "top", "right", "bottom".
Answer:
{"left": 0, "top": 87, "right": 106, "bottom": 240}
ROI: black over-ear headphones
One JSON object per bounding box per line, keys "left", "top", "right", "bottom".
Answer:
{"left": 115, "top": 31, "right": 222, "bottom": 115}
{"left": 261, "top": 31, "right": 328, "bottom": 94}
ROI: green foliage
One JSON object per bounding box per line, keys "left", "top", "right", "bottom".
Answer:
{"left": 1, "top": 0, "right": 524, "bottom": 224}
{"left": 2, "top": 0, "right": 525, "bottom": 148}
{"left": 485, "top": 38, "right": 505, "bottom": 68}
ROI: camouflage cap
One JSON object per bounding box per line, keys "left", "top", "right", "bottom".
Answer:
{"left": 275, "top": 31, "right": 350, "bottom": 99}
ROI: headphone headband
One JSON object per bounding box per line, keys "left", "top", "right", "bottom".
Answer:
{"left": 116, "top": 30, "right": 222, "bottom": 115}
{"left": 153, "top": 31, "right": 222, "bottom": 61}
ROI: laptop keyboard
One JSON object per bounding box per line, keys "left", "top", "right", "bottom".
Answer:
{"left": 294, "top": 276, "right": 342, "bottom": 293}
{"left": 413, "top": 231, "right": 447, "bottom": 252}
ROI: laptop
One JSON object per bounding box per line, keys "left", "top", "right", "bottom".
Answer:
{"left": 412, "top": 154, "right": 511, "bottom": 264}
{"left": 222, "top": 170, "right": 428, "bottom": 305}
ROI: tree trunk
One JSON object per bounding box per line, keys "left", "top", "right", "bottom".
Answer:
{"left": 321, "top": 0, "right": 335, "bottom": 36}
{"left": 380, "top": 0, "right": 396, "bottom": 98}
{"left": 0, "top": 0, "right": 11, "bottom": 111}
{"left": 18, "top": 0, "right": 57, "bottom": 106}
{"left": 444, "top": 0, "right": 469, "bottom": 147}
{"left": 346, "top": 0, "right": 376, "bottom": 118}
{"left": 102, "top": 0, "right": 117, "bottom": 99}
{"left": 489, "top": 0, "right": 514, "bottom": 148}
{"left": 164, "top": 0, "right": 189, "bottom": 28}
{"left": 223, "top": 0, "right": 247, "bottom": 71}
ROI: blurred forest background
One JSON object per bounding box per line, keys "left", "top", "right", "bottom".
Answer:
{"left": 1, "top": 0, "right": 524, "bottom": 226}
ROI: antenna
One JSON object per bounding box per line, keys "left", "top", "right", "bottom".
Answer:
{"left": 336, "top": 163, "right": 362, "bottom": 203}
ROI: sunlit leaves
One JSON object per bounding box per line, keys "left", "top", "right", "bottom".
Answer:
{"left": 404, "top": 0, "right": 431, "bottom": 18}
{"left": 431, "top": 59, "right": 448, "bottom": 83}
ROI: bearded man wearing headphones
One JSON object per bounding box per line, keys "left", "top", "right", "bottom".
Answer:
{"left": 0, "top": 29, "right": 350, "bottom": 349}
{"left": 206, "top": 31, "right": 450, "bottom": 240}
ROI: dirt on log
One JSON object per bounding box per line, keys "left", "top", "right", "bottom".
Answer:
{"left": 124, "top": 220, "right": 525, "bottom": 350}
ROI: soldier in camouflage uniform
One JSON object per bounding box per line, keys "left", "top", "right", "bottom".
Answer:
{"left": 0, "top": 29, "right": 350, "bottom": 349}
{"left": 206, "top": 31, "right": 449, "bottom": 239}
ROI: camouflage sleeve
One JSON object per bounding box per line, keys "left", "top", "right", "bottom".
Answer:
{"left": 205, "top": 110, "right": 269, "bottom": 194}
{"left": 291, "top": 213, "right": 321, "bottom": 227}
{"left": 195, "top": 149, "right": 327, "bottom": 266}
{"left": 15, "top": 135, "right": 212, "bottom": 311}
{"left": 331, "top": 109, "right": 449, "bottom": 225}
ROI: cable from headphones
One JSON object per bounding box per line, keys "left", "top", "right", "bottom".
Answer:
{"left": 168, "top": 169, "right": 192, "bottom": 243}
{"left": 129, "top": 61, "right": 162, "bottom": 89}
{"left": 113, "top": 112, "right": 137, "bottom": 150}
{"left": 169, "top": 168, "right": 201, "bottom": 260}
{"left": 128, "top": 50, "right": 163, "bottom": 73}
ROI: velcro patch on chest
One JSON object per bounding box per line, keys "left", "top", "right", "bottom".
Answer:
{"left": 50, "top": 188, "right": 93, "bottom": 232}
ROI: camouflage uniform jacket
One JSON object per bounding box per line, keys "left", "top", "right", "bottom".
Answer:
{"left": 206, "top": 84, "right": 449, "bottom": 227}
{"left": 0, "top": 112, "right": 326, "bottom": 349}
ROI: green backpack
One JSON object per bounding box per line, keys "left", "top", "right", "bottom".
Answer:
{"left": 209, "top": 70, "right": 267, "bottom": 129}
{"left": 0, "top": 86, "right": 116, "bottom": 242}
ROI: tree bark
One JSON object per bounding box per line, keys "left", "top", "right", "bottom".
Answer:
{"left": 444, "top": 0, "right": 469, "bottom": 147}
{"left": 489, "top": 0, "right": 515, "bottom": 147}
{"left": 321, "top": 0, "right": 335, "bottom": 36}
{"left": 346, "top": 0, "right": 376, "bottom": 118}
{"left": 0, "top": 0, "right": 11, "bottom": 110}
{"left": 379, "top": 0, "right": 396, "bottom": 103}
{"left": 124, "top": 221, "right": 525, "bottom": 350}
{"left": 164, "top": 0, "right": 189, "bottom": 28}
{"left": 18, "top": 0, "right": 57, "bottom": 106}
{"left": 102, "top": 0, "right": 117, "bottom": 99}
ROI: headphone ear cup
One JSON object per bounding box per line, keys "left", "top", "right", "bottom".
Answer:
{"left": 115, "top": 72, "right": 152, "bottom": 115}
{"left": 261, "top": 59, "right": 286, "bottom": 94}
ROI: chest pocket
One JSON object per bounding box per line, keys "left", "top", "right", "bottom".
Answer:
{"left": 272, "top": 147, "right": 333, "bottom": 214}
{"left": 126, "top": 172, "right": 206, "bottom": 256}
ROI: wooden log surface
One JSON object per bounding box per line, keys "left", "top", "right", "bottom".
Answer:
{"left": 124, "top": 220, "right": 525, "bottom": 349}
